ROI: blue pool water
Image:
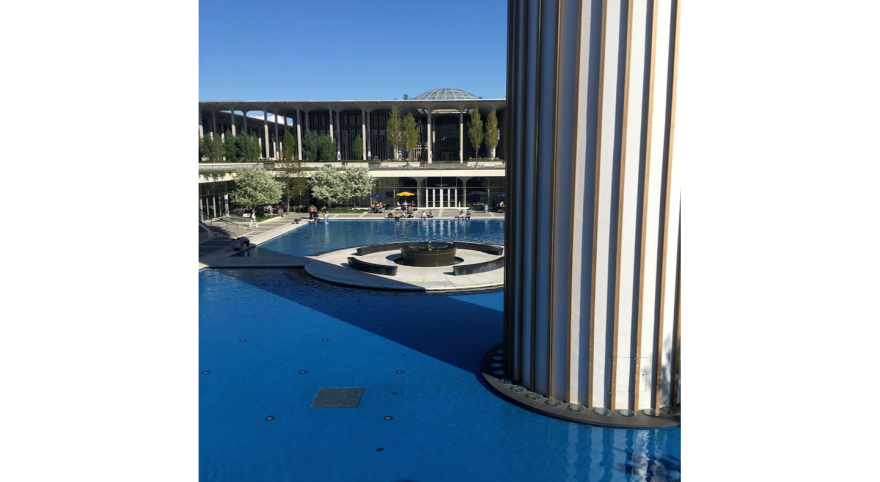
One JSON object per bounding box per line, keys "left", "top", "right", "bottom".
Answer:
{"left": 199, "top": 267, "right": 681, "bottom": 481}
{"left": 247, "top": 219, "right": 505, "bottom": 257}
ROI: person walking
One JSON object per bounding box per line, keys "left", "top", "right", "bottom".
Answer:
{"left": 249, "top": 209, "right": 257, "bottom": 228}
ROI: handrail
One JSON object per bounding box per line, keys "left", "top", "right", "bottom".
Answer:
{"left": 197, "top": 161, "right": 505, "bottom": 172}
{"left": 200, "top": 211, "right": 249, "bottom": 238}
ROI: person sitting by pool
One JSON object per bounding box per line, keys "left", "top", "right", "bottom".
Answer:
{"left": 238, "top": 236, "right": 250, "bottom": 251}
{"left": 459, "top": 210, "right": 464, "bottom": 219}
{"left": 230, "top": 238, "right": 240, "bottom": 251}
{"left": 421, "top": 211, "right": 427, "bottom": 220}
{"left": 466, "top": 210, "right": 471, "bottom": 220}
{"left": 427, "top": 210, "right": 434, "bottom": 218}
{"left": 393, "top": 211, "right": 401, "bottom": 221}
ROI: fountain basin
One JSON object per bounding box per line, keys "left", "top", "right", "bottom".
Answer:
{"left": 400, "top": 242, "right": 457, "bottom": 267}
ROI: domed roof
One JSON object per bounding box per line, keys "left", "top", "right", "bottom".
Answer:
{"left": 412, "top": 88, "right": 479, "bottom": 101}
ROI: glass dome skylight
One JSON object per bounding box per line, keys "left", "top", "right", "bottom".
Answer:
{"left": 412, "top": 88, "right": 479, "bottom": 101}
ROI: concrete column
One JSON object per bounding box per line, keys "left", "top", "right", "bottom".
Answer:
{"left": 230, "top": 110, "right": 237, "bottom": 136}
{"left": 263, "top": 111, "right": 270, "bottom": 159}
{"left": 361, "top": 108, "right": 367, "bottom": 161}
{"left": 305, "top": 110, "right": 310, "bottom": 132}
{"left": 490, "top": 108, "right": 497, "bottom": 159}
{"left": 459, "top": 110, "right": 464, "bottom": 163}
{"left": 460, "top": 176, "right": 470, "bottom": 207}
{"left": 211, "top": 111, "right": 217, "bottom": 140}
{"left": 199, "top": 110, "right": 203, "bottom": 138}
{"left": 329, "top": 108, "right": 334, "bottom": 140}
{"left": 366, "top": 111, "right": 372, "bottom": 160}
{"left": 503, "top": 0, "right": 681, "bottom": 412}
{"left": 243, "top": 112, "right": 248, "bottom": 136}
{"left": 296, "top": 110, "right": 303, "bottom": 160}
{"left": 273, "top": 112, "right": 280, "bottom": 159}
{"left": 426, "top": 110, "right": 432, "bottom": 163}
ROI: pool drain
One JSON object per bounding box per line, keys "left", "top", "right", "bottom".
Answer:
{"left": 396, "top": 371, "right": 404, "bottom": 374}
{"left": 239, "top": 339, "right": 246, "bottom": 342}
{"left": 265, "top": 416, "right": 275, "bottom": 421}
{"left": 201, "top": 371, "right": 209, "bottom": 375}
{"left": 384, "top": 416, "right": 393, "bottom": 420}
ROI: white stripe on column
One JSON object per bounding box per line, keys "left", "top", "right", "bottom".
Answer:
{"left": 590, "top": 0, "right": 623, "bottom": 409}
{"left": 638, "top": 0, "right": 673, "bottom": 410}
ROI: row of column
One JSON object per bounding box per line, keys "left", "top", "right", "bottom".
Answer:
{"left": 504, "top": 0, "right": 681, "bottom": 411}
{"left": 200, "top": 107, "right": 495, "bottom": 162}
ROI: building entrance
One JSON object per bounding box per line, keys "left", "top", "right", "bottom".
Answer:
{"left": 425, "top": 187, "right": 459, "bottom": 208}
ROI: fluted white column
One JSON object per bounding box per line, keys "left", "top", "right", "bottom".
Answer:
{"left": 230, "top": 110, "right": 237, "bottom": 136}
{"left": 426, "top": 110, "right": 432, "bottom": 163}
{"left": 295, "top": 110, "right": 302, "bottom": 160}
{"left": 329, "top": 108, "right": 334, "bottom": 140}
{"left": 198, "top": 110, "right": 203, "bottom": 138}
{"left": 263, "top": 111, "right": 270, "bottom": 159}
{"left": 503, "top": 0, "right": 681, "bottom": 411}
{"left": 459, "top": 110, "right": 464, "bottom": 162}
{"left": 361, "top": 108, "right": 367, "bottom": 160}
{"left": 273, "top": 112, "right": 279, "bottom": 159}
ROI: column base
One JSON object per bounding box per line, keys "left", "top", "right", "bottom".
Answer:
{"left": 480, "top": 343, "right": 680, "bottom": 428}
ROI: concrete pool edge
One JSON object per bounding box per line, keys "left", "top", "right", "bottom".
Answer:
{"left": 481, "top": 343, "right": 681, "bottom": 428}
{"left": 303, "top": 244, "right": 504, "bottom": 291}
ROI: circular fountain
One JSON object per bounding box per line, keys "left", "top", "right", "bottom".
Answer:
{"left": 399, "top": 242, "right": 457, "bottom": 267}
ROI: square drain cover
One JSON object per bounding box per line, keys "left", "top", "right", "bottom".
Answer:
{"left": 310, "top": 388, "right": 365, "bottom": 408}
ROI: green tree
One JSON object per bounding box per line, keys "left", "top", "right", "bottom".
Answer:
{"left": 302, "top": 131, "right": 319, "bottom": 161}
{"left": 318, "top": 134, "right": 336, "bottom": 161}
{"left": 484, "top": 111, "right": 499, "bottom": 158}
{"left": 310, "top": 165, "right": 343, "bottom": 207}
{"left": 199, "top": 135, "right": 225, "bottom": 163}
{"left": 468, "top": 107, "right": 484, "bottom": 158}
{"left": 277, "top": 131, "right": 309, "bottom": 207}
{"left": 223, "top": 131, "right": 239, "bottom": 161}
{"left": 230, "top": 168, "right": 283, "bottom": 210}
{"left": 386, "top": 108, "right": 402, "bottom": 160}
{"left": 402, "top": 113, "right": 419, "bottom": 159}
{"left": 352, "top": 135, "right": 364, "bottom": 160}
{"left": 303, "top": 132, "right": 336, "bottom": 161}
{"left": 226, "top": 134, "right": 260, "bottom": 162}
{"left": 403, "top": 94, "right": 408, "bottom": 100}
{"left": 341, "top": 166, "right": 375, "bottom": 207}
{"left": 249, "top": 134, "right": 262, "bottom": 161}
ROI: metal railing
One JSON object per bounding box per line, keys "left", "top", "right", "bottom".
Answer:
{"left": 198, "top": 161, "right": 504, "bottom": 172}
{"left": 200, "top": 210, "right": 249, "bottom": 237}
{"left": 198, "top": 162, "right": 275, "bottom": 171}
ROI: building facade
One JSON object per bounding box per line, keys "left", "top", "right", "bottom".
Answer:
{"left": 198, "top": 88, "right": 506, "bottom": 162}
{"left": 198, "top": 88, "right": 508, "bottom": 214}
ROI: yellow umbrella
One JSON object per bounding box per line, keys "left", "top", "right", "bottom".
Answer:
{"left": 398, "top": 191, "right": 415, "bottom": 196}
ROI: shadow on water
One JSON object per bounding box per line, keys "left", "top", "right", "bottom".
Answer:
{"left": 208, "top": 266, "right": 504, "bottom": 374}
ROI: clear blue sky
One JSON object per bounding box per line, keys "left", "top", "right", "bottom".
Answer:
{"left": 200, "top": 0, "right": 508, "bottom": 101}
